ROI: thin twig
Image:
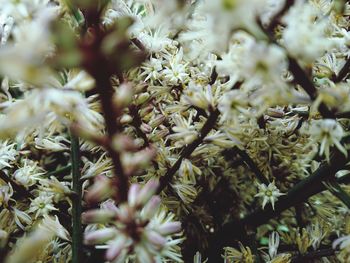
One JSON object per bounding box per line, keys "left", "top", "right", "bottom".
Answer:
{"left": 291, "top": 248, "right": 336, "bottom": 262}
{"left": 129, "top": 104, "right": 150, "bottom": 148}
{"left": 288, "top": 57, "right": 335, "bottom": 119}
{"left": 223, "top": 147, "right": 269, "bottom": 185}
{"left": 324, "top": 179, "right": 350, "bottom": 209}
{"left": 333, "top": 56, "right": 350, "bottom": 83}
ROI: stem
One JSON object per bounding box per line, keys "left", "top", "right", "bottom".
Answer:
{"left": 129, "top": 104, "right": 150, "bottom": 148}
{"left": 80, "top": 12, "right": 129, "bottom": 202}
{"left": 208, "top": 146, "right": 350, "bottom": 261}
{"left": 291, "top": 248, "right": 336, "bottom": 262}
{"left": 266, "top": 0, "right": 295, "bottom": 32}
{"left": 333, "top": 56, "right": 350, "bottom": 83}
{"left": 324, "top": 179, "right": 350, "bottom": 209}
{"left": 157, "top": 109, "right": 220, "bottom": 193}
{"left": 223, "top": 147, "right": 269, "bottom": 185}
{"left": 288, "top": 57, "right": 335, "bottom": 119}
{"left": 70, "top": 131, "right": 83, "bottom": 263}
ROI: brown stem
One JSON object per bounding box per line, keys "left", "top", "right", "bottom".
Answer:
{"left": 80, "top": 13, "right": 128, "bottom": 202}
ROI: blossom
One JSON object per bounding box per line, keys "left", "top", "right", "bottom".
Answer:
{"left": 305, "top": 119, "right": 347, "bottom": 162}
{"left": 83, "top": 180, "right": 182, "bottom": 262}
{"left": 28, "top": 193, "right": 58, "bottom": 218}
{"left": 0, "top": 141, "right": 17, "bottom": 169}
{"left": 255, "top": 181, "right": 285, "bottom": 210}
{"left": 282, "top": 0, "right": 337, "bottom": 64}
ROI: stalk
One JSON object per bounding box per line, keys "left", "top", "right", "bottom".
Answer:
{"left": 70, "top": 131, "right": 83, "bottom": 263}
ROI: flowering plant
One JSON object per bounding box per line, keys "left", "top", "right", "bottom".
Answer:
{"left": 1, "top": 0, "right": 350, "bottom": 262}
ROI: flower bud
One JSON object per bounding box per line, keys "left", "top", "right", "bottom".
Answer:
{"left": 148, "top": 115, "right": 166, "bottom": 129}
{"left": 82, "top": 209, "right": 117, "bottom": 224}
{"left": 145, "top": 230, "right": 166, "bottom": 249}
{"left": 139, "top": 105, "right": 153, "bottom": 118}
{"left": 135, "top": 92, "right": 150, "bottom": 106}
{"left": 120, "top": 114, "right": 133, "bottom": 124}
{"left": 112, "top": 134, "right": 138, "bottom": 152}
{"left": 136, "top": 179, "right": 159, "bottom": 207}
{"left": 267, "top": 108, "right": 284, "bottom": 118}
{"left": 85, "top": 175, "right": 115, "bottom": 204}
{"left": 140, "top": 123, "right": 152, "bottom": 134}
{"left": 142, "top": 196, "right": 161, "bottom": 219}
{"left": 149, "top": 128, "right": 169, "bottom": 142}
{"left": 105, "top": 236, "right": 127, "bottom": 261}
{"left": 128, "top": 184, "right": 141, "bottom": 207}
{"left": 84, "top": 228, "right": 117, "bottom": 245}
{"left": 113, "top": 83, "right": 133, "bottom": 109}
{"left": 157, "top": 222, "right": 182, "bottom": 235}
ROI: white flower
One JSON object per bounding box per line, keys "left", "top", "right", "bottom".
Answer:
{"left": 167, "top": 113, "right": 198, "bottom": 147}
{"left": 162, "top": 48, "right": 189, "bottom": 85}
{"left": 13, "top": 159, "right": 45, "bottom": 187}
{"left": 0, "top": 140, "right": 17, "bottom": 169}
{"left": 239, "top": 41, "right": 287, "bottom": 88}
{"left": 306, "top": 119, "right": 347, "bottom": 162}
{"left": 40, "top": 215, "right": 71, "bottom": 241}
{"left": 255, "top": 181, "right": 285, "bottom": 210}
{"left": 218, "top": 90, "right": 250, "bottom": 121}
{"left": 0, "top": 14, "right": 14, "bottom": 45}
{"left": 34, "top": 136, "right": 69, "bottom": 152}
{"left": 183, "top": 82, "right": 215, "bottom": 111}
{"left": 0, "top": 182, "right": 13, "bottom": 207}
{"left": 141, "top": 57, "right": 163, "bottom": 82}
{"left": 268, "top": 231, "right": 280, "bottom": 259}
{"left": 29, "top": 193, "right": 58, "bottom": 218}
{"left": 282, "top": 0, "right": 336, "bottom": 64}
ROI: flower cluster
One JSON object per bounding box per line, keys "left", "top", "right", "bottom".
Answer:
{"left": 0, "top": 0, "right": 350, "bottom": 262}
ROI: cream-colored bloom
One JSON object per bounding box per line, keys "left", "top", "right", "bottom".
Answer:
{"left": 306, "top": 119, "right": 347, "bottom": 162}
{"left": 255, "top": 182, "right": 285, "bottom": 210}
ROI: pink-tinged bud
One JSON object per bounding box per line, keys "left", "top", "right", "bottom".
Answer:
{"left": 133, "top": 147, "right": 157, "bottom": 168}
{"left": 140, "top": 123, "right": 152, "bottom": 134}
{"left": 128, "top": 184, "right": 141, "bottom": 207}
{"left": 100, "top": 200, "right": 118, "bottom": 213}
{"left": 82, "top": 209, "right": 117, "bottom": 224}
{"left": 142, "top": 196, "right": 161, "bottom": 219}
{"left": 85, "top": 175, "right": 115, "bottom": 204}
{"left": 112, "top": 134, "right": 138, "bottom": 152}
{"left": 105, "top": 236, "right": 127, "bottom": 261}
{"left": 139, "top": 105, "right": 153, "bottom": 118}
{"left": 157, "top": 222, "right": 182, "bottom": 235}
{"left": 84, "top": 228, "right": 117, "bottom": 245}
{"left": 116, "top": 204, "right": 133, "bottom": 224}
{"left": 113, "top": 82, "right": 133, "bottom": 109}
{"left": 267, "top": 108, "right": 285, "bottom": 118}
{"left": 136, "top": 179, "right": 159, "bottom": 207}
{"left": 145, "top": 230, "right": 166, "bottom": 248}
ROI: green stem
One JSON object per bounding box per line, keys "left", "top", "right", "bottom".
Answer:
{"left": 70, "top": 131, "right": 83, "bottom": 263}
